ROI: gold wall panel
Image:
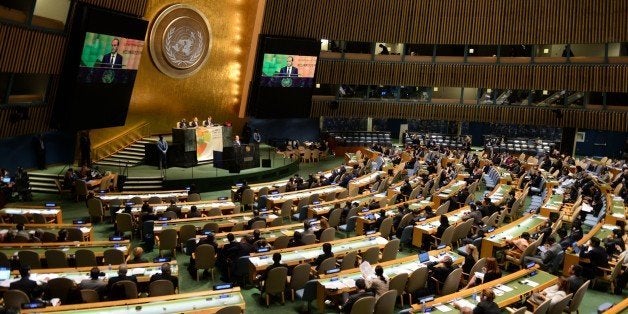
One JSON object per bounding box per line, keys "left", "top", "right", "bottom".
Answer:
{"left": 90, "top": 0, "right": 258, "bottom": 146}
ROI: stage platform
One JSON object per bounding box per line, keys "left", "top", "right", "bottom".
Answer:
{"left": 29, "top": 145, "right": 343, "bottom": 193}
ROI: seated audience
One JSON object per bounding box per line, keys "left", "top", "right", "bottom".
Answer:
{"left": 79, "top": 267, "right": 106, "bottom": 300}
{"left": 127, "top": 247, "right": 148, "bottom": 264}
{"left": 9, "top": 265, "right": 40, "bottom": 300}
{"left": 150, "top": 263, "right": 179, "bottom": 293}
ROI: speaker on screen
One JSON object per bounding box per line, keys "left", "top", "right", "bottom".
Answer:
{"left": 247, "top": 36, "right": 320, "bottom": 119}
{"left": 52, "top": 3, "right": 148, "bottom": 131}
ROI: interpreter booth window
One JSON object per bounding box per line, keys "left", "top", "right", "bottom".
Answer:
{"left": 372, "top": 118, "right": 389, "bottom": 132}
{"left": 489, "top": 89, "right": 518, "bottom": 106}
{"left": 312, "top": 84, "right": 336, "bottom": 96}
{"left": 368, "top": 85, "right": 399, "bottom": 100}
{"left": 463, "top": 87, "right": 481, "bottom": 105}
{"left": 374, "top": 43, "right": 403, "bottom": 61}
{"left": 0, "top": 74, "right": 9, "bottom": 104}
{"left": 434, "top": 45, "right": 465, "bottom": 62}
{"left": 476, "top": 87, "right": 496, "bottom": 105}
{"left": 607, "top": 43, "right": 628, "bottom": 62}
{"left": 508, "top": 90, "right": 533, "bottom": 106}
{"left": 399, "top": 86, "right": 431, "bottom": 102}
{"left": 343, "top": 41, "right": 372, "bottom": 60}
{"left": 585, "top": 92, "right": 604, "bottom": 109}
{"left": 431, "top": 87, "right": 462, "bottom": 103}
{"left": 338, "top": 85, "right": 368, "bottom": 99}
{"left": 531, "top": 89, "right": 565, "bottom": 107}
{"left": 535, "top": 44, "right": 570, "bottom": 63}
{"left": 569, "top": 44, "right": 605, "bottom": 63}
{"left": 320, "top": 39, "right": 342, "bottom": 59}
{"left": 32, "top": 0, "right": 70, "bottom": 31}
{"left": 605, "top": 92, "right": 628, "bottom": 108}
{"left": 8, "top": 74, "right": 49, "bottom": 104}
{"left": 405, "top": 44, "right": 434, "bottom": 62}
{"left": 562, "top": 91, "right": 586, "bottom": 108}
{"left": 0, "top": 0, "right": 33, "bottom": 25}
{"left": 466, "top": 45, "right": 498, "bottom": 63}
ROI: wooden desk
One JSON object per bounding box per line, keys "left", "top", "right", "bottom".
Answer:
{"left": 605, "top": 194, "right": 626, "bottom": 225}
{"left": 434, "top": 180, "right": 467, "bottom": 207}
{"left": 117, "top": 200, "right": 237, "bottom": 216}
{"left": 0, "top": 223, "right": 93, "bottom": 241}
{"left": 0, "top": 240, "right": 130, "bottom": 259}
{"left": 208, "top": 223, "right": 303, "bottom": 248}
{"left": 247, "top": 234, "right": 388, "bottom": 280}
{"left": 265, "top": 185, "right": 346, "bottom": 210}
{"left": 152, "top": 212, "right": 280, "bottom": 235}
{"left": 562, "top": 222, "right": 616, "bottom": 276}
{"left": 480, "top": 214, "right": 548, "bottom": 258}
{"left": 539, "top": 193, "right": 563, "bottom": 217}
{"left": 410, "top": 266, "right": 557, "bottom": 313}
{"left": 602, "top": 297, "right": 628, "bottom": 314}
{"left": 412, "top": 206, "right": 470, "bottom": 247}
{"left": 230, "top": 178, "right": 288, "bottom": 199}
{"left": 100, "top": 190, "right": 189, "bottom": 203}
{"left": 306, "top": 192, "right": 383, "bottom": 219}
{"left": 0, "top": 207, "right": 62, "bottom": 224}
{"left": 355, "top": 198, "right": 433, "bottom": 236}
{"left": 21, "top": 288, "right": 245, "bottom": 313}
{"left": 0, "top": 261, "right": 177, "bottom": 288}
{"left": 316, "top": 247, "right": 463, "bottom": 311}
{"left": 347, "top": 171, "right": 385, "bottom": 195}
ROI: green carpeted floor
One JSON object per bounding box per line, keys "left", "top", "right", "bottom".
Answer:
{"left": 7, "top": 156, "right": 625, "bottom": 313}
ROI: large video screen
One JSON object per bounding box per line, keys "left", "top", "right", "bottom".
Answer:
{"left": 260, "top": 54, "right": 317, "bottom": 88}
{"left": 76, "top": 32, "right": 145, "bottom": 85}
{"left": 248, "top": 37, "right": 320, "bottom": 118}
{"left": 52, "top": 3, "right": 148, "bottom": 131}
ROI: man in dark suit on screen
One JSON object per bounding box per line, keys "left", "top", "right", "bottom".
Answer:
{"left": 277, "top": 56, "right": 298, "bottom": 77}
{"left": 99, "top": 38, "right": 123, "bottom": 69}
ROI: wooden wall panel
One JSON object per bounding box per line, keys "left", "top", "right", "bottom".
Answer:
{"left": 0, "top": 24, "right": 66, "bottom": 74}
{"left": 78, "top": 0, "right": 147, "bottom": 16}
{"left": 311, "top": 100, "right": 628, "bottom": 132}
{"left": 316, "top": 60, "right": 628, "bottom": 93}
{"left": 262, "top": 0, "right": 628, "bottom": 44}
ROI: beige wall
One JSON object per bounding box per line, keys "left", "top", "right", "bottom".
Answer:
{"left": 33, "top": 0, "right": 71, "bottom": 23}
{"left": 91, "top": 0, "right": 258, "bottom": 146}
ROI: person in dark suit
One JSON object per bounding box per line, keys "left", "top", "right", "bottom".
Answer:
{"left": 233, "top": 135, "right": 242, "bottom": 147}
{"left": 313, "top": 243, "right": 334, "bottom": 270}
{"left": 579, "top": 236, "right": 609, "bottom": 279}
{"left": 340, "top": 278, "right": 373, "bottom": 313}
{"left": 99, "top": 38, "right": 123, "bottom": 68}
{"left": 79, "top": 131, "right": 91, "bottom": 167}
{"left": 247, "top": 210, "right": 266, "bottom": 230}
{"left": 9, "top": 265, "right": 40, "bottom": 300}
{"left": 455, "top": 289, "right": 500, "bottom": 314}
{"left": 106, "top": 265, "right": 138, "bottom": 299}
{"left": 257, "top": 253, "right": 288, "bottom": 289}
{"left": 149, "top": 263, "right": 178, "bottom": 293}
{"left": 79, "top": 267, "right": 106, "bottom": 300}
{"left": 32, "top": 134, "right": 46, "bottom": 170}
{"left": 288, "top": 231, "right": 305, "bottom": 247}
{"left": 278, "top": 56, "right": 298, "bottom": 77}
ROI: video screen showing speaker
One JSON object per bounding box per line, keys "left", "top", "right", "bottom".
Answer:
{"left": 52, "top": 3, "right": 148, "bottom": 131}
{"left": 259, "top": 54, "right": 317, "bottom": 88}
{"left": 248, "top": 37, "right": 320, "bottom": 118}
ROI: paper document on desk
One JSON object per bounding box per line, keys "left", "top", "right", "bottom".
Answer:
{"left": 323, "top": 280, "right": 346, "bottom": 289}
{"left": 131, "top": 268, "right": 146, "bottom": 276}
{"left": 613, "top": 213, "right": 624, "bottom": 218}
{"left": 523, "top": 279, "right": 539, "bottom": 287}
{"left": 496, "top": 284, "right": 513, "bottom": 292}
{"left": 80, "top": 227, "right": 91, "bottom": 234}
{"left": 581, "top": 203, "right": 593, "bottom": 213}
{"left": 454, "top": 299, "right": 475, "bottom": 310}
{"left": 435, "top": 304, "right": 453, "bottom": 312}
